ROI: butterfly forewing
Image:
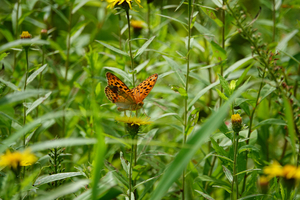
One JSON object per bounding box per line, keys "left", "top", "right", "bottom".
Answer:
{"left": 105, "top": 72, "right": 135, "bottom": 103}
{"left": 131, "top": 73, "right": 158, "bottom": 103}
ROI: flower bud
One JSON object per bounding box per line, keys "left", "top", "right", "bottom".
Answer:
{"left": 20, "top": 31, "right": 32, "bottom": 39}
{"left": 231, "top": 114, "right": 242, "bottom": 133}
{"left": 41, "top": 29, "right": 48, "bottom": 40}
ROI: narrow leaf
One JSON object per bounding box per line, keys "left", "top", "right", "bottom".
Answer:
{"left": 26, "top": 92, "right": 52, "bottom": 115}
{"left": 283, "top": 96, "right": 296, "bottom": 156}
{"left": 134, "top": 36, "right": 156, "bottom": 58}
{"left": 0, "top": 78, "right": 20, "bottom": 91}
{"left": 96, "top": 40, "right": 128, "bottom": 56}
{"left": 163, "top": 56, "right": 186, "bottom": 87}
{"left": 27, "top": 64, "right": 47, "bottom": 85}
{"left": 218, "top": 74, "right": 230, "bottom": 96}
{"left": 34, "top": 172, "right": 84, "bottom": 186}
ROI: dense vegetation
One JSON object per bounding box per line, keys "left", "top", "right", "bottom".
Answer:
{"left": 0, "top": 0, "right": 300, "bottom": 199}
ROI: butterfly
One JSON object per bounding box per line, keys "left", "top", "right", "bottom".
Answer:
{"left": 105, "top": 72, "right": 158, "bottom": 111}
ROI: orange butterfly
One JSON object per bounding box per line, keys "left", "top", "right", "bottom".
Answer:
{"left": 105, "top": 72, "right": 158, "bottom": 111}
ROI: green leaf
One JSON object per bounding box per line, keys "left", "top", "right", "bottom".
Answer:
{"left": 200, "top": 7, "right": 223, "bottom": 27}
{"left": 283, "top": 96, "right": 296, "bottom": 156}
{"left": 137, "top": 129, "right": 158, "bottom": 160}
{"left": 158, "top": 14, "right": 188, "bottom": 27}
{"left": 33, "top": 179, "right": 89, "bottom": 200}
{"left": 218, "top": 74, "right": 230, "bottom": 96}
{"left": 96, "top": 40, "right": 128, "bottom": 56}
{"left": 0, "top": 78, "right": 20, "bottom": 91}
{"left": 134, "top": 60, "right": 149, "bottom": 74}
{"left": 26, "top": 92, "right": 52, "bottom": 115}
{"left": 34, "top": 172, "right": 84, "bottom": 186}
{"left": 211, "top": 137, "right": 228, "bottom": 158}
{"left": 30, "top": 138, "right": 96, "bottom": 152}
{"left": 276, "top": 30, "right": 298, "bottom": 51}
{"left": 0, "top": 89, "right": 49, "bottom": 107}
{"left": 253, "top": 118, "right": 286, "bottom": 130}
{"left": 120, "top": 151, "right": 129, "bottom": 176}
{"left": 0, "top": 52, "right": 8, "bottom": 61}
{"left": 259, "top": 84, "right": 276, "bottom": 102}
{"left": 26, "top": 64, "right": 47, "bottom": 86}
{"left": 194, "top": 22, "right": 214, "bottom": 37}
{"left": 222, "top": 165, "right": 233, "bottom": 184}
{"left": 236, "top": 64, "right": 252, "bottom": 87}
{"left": 149, "top": 82, "right": 253, "bottom": 200}
{"left": 134, "top": 36, "right": 156, "bottom": 58}
{"left": 216, "top": 88, "right": 228, "bottom": 101}
{"left": 0, "top": 39, "right": 49, "bottom": 54}
{"left": 195, "top": 190, "right": 215, "bottom": 200}
{"left": 211, "top": 41, "right": 226, "bottom": 61}
{"left": 225, "top": 56, "right": 254, "bottom": 75}
{"left": 163, "top": 56, "right": 186, "bottom": 87}
{"left": 105, "top": 161, "right": 129, "bottom": 188}
{"left": 196, "top": 175, "right": 231, "bottom": 188}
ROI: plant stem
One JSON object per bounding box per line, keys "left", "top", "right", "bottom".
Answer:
{"left": 37, "top": 45, "right": 45, "bottom": 118}
{"left": 272, "top": 0, "right": 276, "bottom": 42}
{"left": 126, "top": 9, "right": 135, "bottom": 88}
{"left": 129, "top": 136, "right": 135, "bottom": 200}
{"left": 13, "top": 0, "right": 21, "bottom": 71}
{"left": 23, "top": 47, "right": 29, "bottom": 146}
{"left": 63, "top": 2, "right": 73, "bottom": 137}
{"left": 65, "top": 2, "right": 73, "bottom": 81}
{"left": 231, "top": 131, "right": 239, "bottom": 199}
{"left": 182, "top": 1, "right": 193, "bottom": 199}
{"left": 220, "top": 0, "right": 225, "bottom": 107}
{"left": 146, "top": 3, "right": 151, "bottom": 60}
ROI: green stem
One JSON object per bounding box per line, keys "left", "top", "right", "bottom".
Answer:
{"left": 146, "top": 3, "right": 151, "bottom": 60}
{"left": 231, "top": 132, "right": 239, "bottom": 199}
{"left": 220, "top": 0, "right": 225, "bottom": 107}
{"left": 13, "top": 0, "right": 21, "bottom": 71}
{"left": 129, "top": 136, "right": 135, "bottom": 200}
{"left": 23, "top": 47, "right": 29, "bottom": 145}
{"left": 37, "top": 45, "right": 45, "bottom": 118}
{"left": 182, "top": 1, "right": 193, "bottom": 199}
{"left": 126, "top": 9, "right": 135, "bottom": 88}
{"left": 272, "top": 0, "right": 276, "bottom": 42}
{"left": 65, "top": 2, "right": 73, "bottom": 81}
{"left": 63, "top": 2, "right": 73, "bottom": 137}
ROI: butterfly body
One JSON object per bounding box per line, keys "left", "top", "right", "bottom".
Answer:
{"left": 105, "top": 72, "right": 158, "bottom": 111}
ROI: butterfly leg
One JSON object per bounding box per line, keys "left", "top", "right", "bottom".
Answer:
{"left": 124, "top": 111, "right": 127, "bottom": 117}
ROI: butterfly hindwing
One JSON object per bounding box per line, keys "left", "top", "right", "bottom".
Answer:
{"left": 131, "top": 73, "right": 158, "bottom": 103}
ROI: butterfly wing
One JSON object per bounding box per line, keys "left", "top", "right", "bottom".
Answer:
{"left": 106, "top": 72, "right": 135, "bottom": 102}
{"left": 105, "top": 72, "right": 139, "bottom": 110}
{"left": 131, "top": 73, "right": 158, "bottom": 103}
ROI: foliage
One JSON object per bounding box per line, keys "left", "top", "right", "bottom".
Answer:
{"left": 0, "top": 0, "right": 300, "bottom": 199}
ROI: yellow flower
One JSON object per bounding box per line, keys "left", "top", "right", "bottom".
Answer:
{"left": 116, "top": 116, "right": 152, "bottom": 136}
{"left": 282, "top": 165, "right": 300, "bottom": 179}
{"left": 20, "top": 31, "right": 32, "bottom": 39}
{"left": 131, "top": 19, "right": 144, "bottom": 29}
{"left": 231, "top": 113, "right": 242, "bottom": 133}
{"left": 263, "top": 161, "right": 300, "bottom": 180}
{"left": 116, "top": 116, "right": 152, "bottom": 126}
{"left": 0, "top": 149, "right": 37, "bottom": 169}
{"left": 106, "top": 0, "right": 142, "bottom": 10}
{"left": 263, "top": 161, "right": 284, "bottom": 178}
